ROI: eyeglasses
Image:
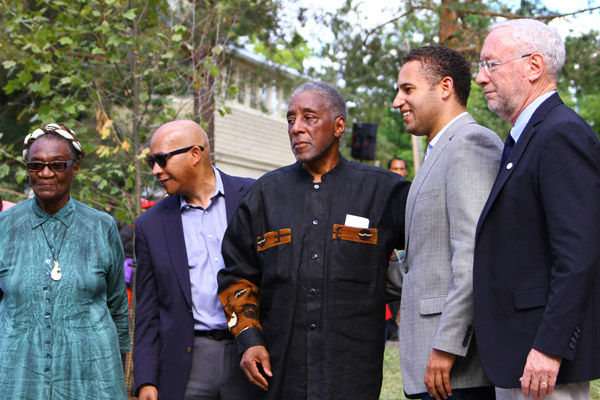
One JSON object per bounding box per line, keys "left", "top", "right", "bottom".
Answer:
{"left": 27, "top": 160, "right": 75, "bottom": 172}
{"left": 146, "top": 145, "right": 204, "bottom": 168}
{"left": 478, "top": 53, "right": 533, "bottom": 73}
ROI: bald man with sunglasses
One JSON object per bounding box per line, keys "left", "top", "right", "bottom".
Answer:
{"left": 133, "top": 120, "right": 256, "bottom": 400}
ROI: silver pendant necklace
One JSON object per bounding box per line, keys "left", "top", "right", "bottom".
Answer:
{"left": 41, "top": 223, "right": 68, "bottom": 282}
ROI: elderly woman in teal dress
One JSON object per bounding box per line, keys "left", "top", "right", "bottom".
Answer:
{"left": 0, "top": 123, "right": 130, "bottom": 399}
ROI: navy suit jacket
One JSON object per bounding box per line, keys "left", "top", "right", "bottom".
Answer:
{"left": 133, "top": 170, "right": 254, "bottom": 399}
{"left": 473, "top": 93, "right": 600, "bottom": 388}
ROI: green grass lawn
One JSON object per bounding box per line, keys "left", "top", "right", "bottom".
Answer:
{"left": 380, "top": 342, "right": 600, "bottom": 399}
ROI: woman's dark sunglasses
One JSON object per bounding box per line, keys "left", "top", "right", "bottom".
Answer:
{"left": 147, "top": 145, "right": 204, "bottom": 168}
{"left": 27, "top": 160, "right": 75, "bottom": 172}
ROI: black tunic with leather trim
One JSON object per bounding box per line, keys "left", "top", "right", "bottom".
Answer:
{"left": 218, "top": 157, "right": 410, "bottom": 400}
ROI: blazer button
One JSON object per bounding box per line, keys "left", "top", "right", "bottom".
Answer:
{"left": 185, "top": 347, "right": 192, "bottom": 354}
{"left": 404, "top": 265, "right": 409, "bottom": 273}
{"left": 569, "top": 343, "right": 576, "bottom": 350}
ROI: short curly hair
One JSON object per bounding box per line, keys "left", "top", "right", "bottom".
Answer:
{"left": 402, "top": 46, "right": 472, "bottom": 107}
{"left": 292, "top": 82, "right": 347, "bottom": 122}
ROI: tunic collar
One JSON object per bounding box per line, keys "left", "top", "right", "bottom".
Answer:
{"left": 295, "top": 154, "right": 346, "bottom": 182}
{"left": 30, "top": 197, "right": 75, "bottom": 229}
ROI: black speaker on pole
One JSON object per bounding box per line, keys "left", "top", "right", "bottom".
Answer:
{"left": 351, "top": 122, "right": 377, "bottom": 161}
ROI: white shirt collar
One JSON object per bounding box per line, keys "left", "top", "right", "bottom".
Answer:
{"left": 510, "top": 91, "right": 555, "bottom": 143}
{"left": 424, "top": 112, "right": 468, "bottom": 160}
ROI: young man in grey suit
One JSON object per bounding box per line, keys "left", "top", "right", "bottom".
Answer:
{"left": 388, "top": 46, "right": 502, "bottom": 400}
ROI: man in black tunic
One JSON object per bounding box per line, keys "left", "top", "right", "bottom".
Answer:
{"left": 218, "top": 82, "right": 410, "bottom": 399}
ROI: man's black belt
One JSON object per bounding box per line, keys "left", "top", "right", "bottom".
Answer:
{"left": 194, "top": 329, "right": 234, "bottom": 341}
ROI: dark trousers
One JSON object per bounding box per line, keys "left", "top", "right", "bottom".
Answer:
{"left": 183, "top": 335, "right": 261, "bottom": 400}
{"left": 421, "top": 386, "right": 496, "bottom": 400}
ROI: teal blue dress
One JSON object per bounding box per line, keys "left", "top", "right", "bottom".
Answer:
{"left": 0, "top": 198, "right": 130, "bottom": 399}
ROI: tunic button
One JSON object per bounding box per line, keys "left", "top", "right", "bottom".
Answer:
{"left": 314, "top": 184, "right": 320, "bottom": 190}
{"left": 43, "top": 286, "right": 48, "bottom": 291}
{"left": 46, "top": 353, "right": 52, "bottom": 359}
{"left": 44, "top": 368, "right": 50, "bottom": 373}
{"left": 309, "top": 288, "right": 316, "bottom": 295}
{"left": 208, "top": 234, "right": 213, "bottom": 238}
{"left": 312, "top": 219, "right": 318, "bottom": 226}
{"left": 46, "top": 259, "right": 51, "bottom": 264}
{"left": 309, "top": 324, "right": 317, "bottom": 330}
{"left": 311, "top": 253, "right": 318, "bottom": 260}
{"left": 44, "top": 313, "right": 51, "bottom": 319}
{"left": 185, "top": 347, "right": 192, "bottom": 354}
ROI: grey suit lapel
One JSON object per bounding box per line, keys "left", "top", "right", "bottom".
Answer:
{"left": 406, "top": 114, "right": 475, "bottom": 240}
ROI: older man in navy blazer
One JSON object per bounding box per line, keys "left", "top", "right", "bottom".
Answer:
{"left": 474, "top": 19, "right": 600, "bottom": 400}
{"left": 133, "top": 120, "right": 256, "bottom": 400}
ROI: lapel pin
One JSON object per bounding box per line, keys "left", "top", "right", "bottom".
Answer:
{"left": 506, "top": 162, "right": 513, "bottom": 170}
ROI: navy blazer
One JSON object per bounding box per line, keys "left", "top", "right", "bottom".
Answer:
{"left": 133, "top": 170, "right": 254, "bottom": 399}
{"left": 473, "top": 93, "right": 600, "bottom": 388}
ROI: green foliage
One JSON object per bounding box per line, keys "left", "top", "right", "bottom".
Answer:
{"left": 1, "top": 0, "right": 189, "bottom": 220}
{"left": 250, "top": 31, "right": 314, "bottom": 72}
{"left": 0, "top": 0, "right": 286, "bottom": 221}
{"left": 559, "top": 31, "right": 600, "bottom": 139}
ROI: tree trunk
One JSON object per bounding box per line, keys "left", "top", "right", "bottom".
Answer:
{"left": 439, "top": 0, "right": 459, "bottom": 46}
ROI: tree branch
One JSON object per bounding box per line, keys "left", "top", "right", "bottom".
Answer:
{"left": 362, "top": 4, "right": 600, "bottom": 46}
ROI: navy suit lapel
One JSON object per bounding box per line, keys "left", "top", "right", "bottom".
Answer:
{"left": 477, "top": 93, "right": 563, "bottom": 238}
{"left": 161, "top": 195, "right": 193, "bottom": 308}
{"left": 158, "top": 172, "right": 248, "bottom": 309}
{"left": 220, "top": 170, "right": 246, "bottom": 223}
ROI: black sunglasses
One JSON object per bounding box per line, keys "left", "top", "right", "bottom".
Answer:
{"left": 27, "top": 160, "right": 75, "bottom": 172}
{"left": 147, "top": 145, "right": 204, "bottom": 168}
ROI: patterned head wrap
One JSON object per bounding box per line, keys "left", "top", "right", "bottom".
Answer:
{"left": 23, "top": 123, "right": 85, "bottom": 160}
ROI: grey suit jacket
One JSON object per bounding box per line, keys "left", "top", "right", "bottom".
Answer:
{"left": 388, "top": 113, "right": 502, "bottom": 396}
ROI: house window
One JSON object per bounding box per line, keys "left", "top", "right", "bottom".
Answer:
{"left": 249, "top": 73, "right": 259, "bottom": 109}
{"left": 237, "top": 68, "right": 246, "bottom": 105}
{"left": 259, "top": 81, "right": 269, "bottom": 114}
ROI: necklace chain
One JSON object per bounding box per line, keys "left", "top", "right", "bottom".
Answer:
{"left": 40, "top": 222, "right": 68, "bottom": 280}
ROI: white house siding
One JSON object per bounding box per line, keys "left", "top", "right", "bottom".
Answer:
{"left": 213, "top": 101, "right": 296, "bottom": 179}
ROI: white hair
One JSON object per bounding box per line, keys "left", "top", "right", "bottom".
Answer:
{"left": 490, "top": 19, "right": 565, "bottom": 81}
